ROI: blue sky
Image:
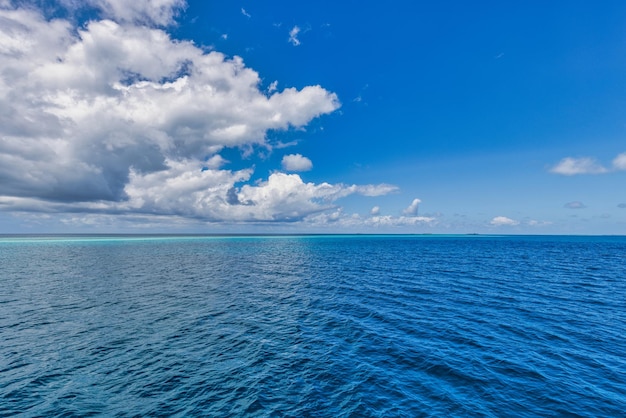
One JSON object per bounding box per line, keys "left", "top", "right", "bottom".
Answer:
{"left": 0, "top": 0, "right": 625, "bottom": 233}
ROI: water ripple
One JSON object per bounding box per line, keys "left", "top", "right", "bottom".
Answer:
{"left": 1, "top": 235, "right": 625, "bottom": 416}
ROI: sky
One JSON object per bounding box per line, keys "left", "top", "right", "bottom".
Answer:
{"left": 1, "top": 0, "right": 625, "bottom": 234}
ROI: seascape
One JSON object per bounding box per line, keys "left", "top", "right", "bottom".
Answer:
{"left": 1, "top": 234, "right": 625, "bottom": 416}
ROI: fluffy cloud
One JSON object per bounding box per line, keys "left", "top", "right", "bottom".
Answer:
{"left": 550, "top": 157, "right": 608, "bottom": 175}
{"left": 613, "top": 153, "right": 626, "bottom": 170}
{"left": 282, "top": 154, "right": 313, "bottom": 172}
{"left": 0, "top": 1, "right": 398, "bottom": 225}
{"left": 402, "top": 198, "right": 421, "bottom": 216}
{"left": 550, "top": 152, "right": 626, "bottom": 175}
{"left": 370, "top": 206, "right": 380, "bottom": 215}
{"left": 90, "top": 0, "right": 186, "bottom": 26}
{"left": 490, "top": 216, "right": 519, "bottom": 226}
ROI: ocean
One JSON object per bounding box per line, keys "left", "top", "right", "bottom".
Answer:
{"left": 1, "top": 235, "right": 625, "bottom": 417}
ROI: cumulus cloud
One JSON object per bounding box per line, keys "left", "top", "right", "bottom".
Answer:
{"left": 490, "top": 216, "right": 519, "bottom": 226}
{"left": 550, "top": 152, "right": 626, "bottom": 175}
{"left": 91, "top": 0, "right": 186, "bottom": 26}
{"left": 564, "top": 201, "right": 586, "bottom": 209}
{"left": 288, "top": 25, "right": 301, "bottom": 46}
{"left": 370, "top": 206, "right": 380, "bottom": 215}
{"left": 282, "top": 154, "right": 312, "bottom": 172}
{"left": 402, "top": 198, "right": 421, "bottom": 216}
{"left": 550, "top": 157, "right": 608, "bottom": 175}
{"left": 0, "top": 1, "right": 399, "bottom": 225}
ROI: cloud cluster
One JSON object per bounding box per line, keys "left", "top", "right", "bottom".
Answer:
{"left": 0, "top": 1, "right": 397, "bottom": 225}
{"left": 550, "top": 153, "right": 626, "bottom": 175}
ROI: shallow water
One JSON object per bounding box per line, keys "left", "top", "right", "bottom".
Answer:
{"left": 1, "top": 235, "right": 625, "bottom": 416}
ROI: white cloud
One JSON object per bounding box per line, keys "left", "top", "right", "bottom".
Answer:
{"left": 91, "top": 0, "right": 186, "bottom": 26}
{"left": 490, "top": 216, "right": 519, "bottom": 226}
{"left": 267, "top": 80, "right": 278, "bottom": 93}
{"left": 0, "top": 2, "right": 405, "bottom": 226}
{"left": 305, "top": 211, "right": 437, "bottom": 229}
{"left": 241, "top": 8, "right": 251, "bottom": 18}
{"left": 612, "top": 153, "right": 626, "bottom": 170}
{"left": 564, "top": 201, "right": 586, "bottom": 209}
{"left": 550, "top": 157, "right": 608, "bottom": 175}
{"left": 370, "top": 206, "right": 380, "bottom": 215}
{"left": 288, "top": 25, "right": 301, "bottom": 46}
{"left": 402, "top": 198, "right": 421, "bottom": 216}
{"left": 282, "top": 154, "right": 313, "bottom": 172}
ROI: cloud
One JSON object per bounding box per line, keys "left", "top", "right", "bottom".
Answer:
{"left": 92, "top": 0, "right": 186, "bottom": 26}
{"left": 613, "top": 153, "right": 626, "bottom": 170}
{"left": 305, "top": 211, "right": 437, "bottom": 229}
{"left": 0, "top": 1, "right": 402, "bottom": 225}
{"left": 370, "top": 206, "right": 380, "bottom": 215}
{"left": 618, "top": 203, "right": 626, "bottom": 209}
{"left": 288, "top": 25, "right": 301, "bottom": 46}
{"left": 564, "top": 201, "right": 586, "bottom": 209}
{"left": 402, "top": 198, "right": 421, "bottom": 216}
{"left": 550, "top": 152, "right": 626, "bottom": 175}
{"left": 490, "top": 216, "right": 519, "bottom": 226}
{"left": 550, "top": 157, "right": 608, "bottom": 175}
{"left": 282, "top": 154, "right": 313, "bottom": 172}
{"left": 526, "top": 220, "right": 552, "bottom": 227}
{"left": 241, "top": 8, "right": 251, "bottom": 18}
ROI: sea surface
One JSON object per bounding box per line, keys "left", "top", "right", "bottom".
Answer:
{"left": 1, "top": 234, "right": 625, "bottom": 417}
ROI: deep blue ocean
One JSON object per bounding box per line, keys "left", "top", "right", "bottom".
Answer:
{"left": 1, "top": 235, "right": 625, "bottom": 417}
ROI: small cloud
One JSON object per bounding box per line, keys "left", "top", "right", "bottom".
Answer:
{"left": 221, "top": 33, "right": 228, "bottom": 40}
{"left": 241, "top": 8, "right": 251, "bottom": 18}
{"left": 564, "top": 201, "right": 586, "bottom": 209}
{"left": 267, "top": 80, "right": 278, "bottom": 93}
{"left": 490, "top": 216, "right": 519, "bottom": 226}
{"left": 550, "top": 157, "right": 608, "bottom": 175}
{"left": 204, "top": 154, "right": 228, "bottom": 169}
{"left": 273, "top": 140, "right": 299, "bottom": 150}
{"left": 527, "top": 220, "right": 552, "bottom": 227}
{"left": 618, "top": 203, "right": 626, "bottom": 209}
{"left": 612, "top": 152, "right": 626, "bottom": 170}
{"left": 402, "top": 198, "right": 421, "bottom": 216}
{"left": 370, "top": 206, "right": 380, "bottom": 216}
{"left": 353, "top": 95, "right": 362, "bottom": 102}
{"left": 288, "top": 26, "right": 301, "bottom": 46}
{"left": 282, "top": 154, "right": 312, "bottom": 172}
{"left": 495, "top": 52, "right": 504, "bottom": 59}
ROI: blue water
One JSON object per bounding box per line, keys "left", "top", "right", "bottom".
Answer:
{"left": 1, "top": 235, "right": 625, "bottom": 417}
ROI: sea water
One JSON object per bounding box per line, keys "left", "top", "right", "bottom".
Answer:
{"left": 1, "top": 235, "right": 625, "bottom": 416}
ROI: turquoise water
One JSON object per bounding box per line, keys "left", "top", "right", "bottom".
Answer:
{"left": 1, "top": 235, "right": 625, "bottom": 416}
